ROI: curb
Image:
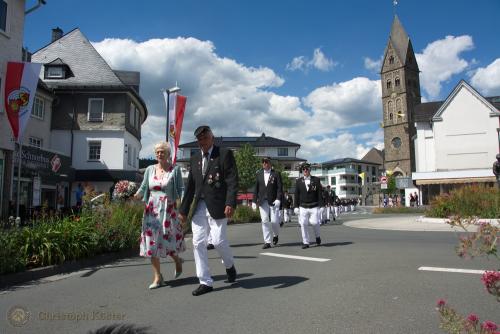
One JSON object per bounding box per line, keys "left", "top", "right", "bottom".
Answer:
{"left": 0, "top": 248, "right": 139, "bottom": 289}
{"left": 416, "top": 216, "right": 500, "bottom": 226}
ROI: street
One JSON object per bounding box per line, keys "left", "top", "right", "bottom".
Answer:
{"left": 1, "top": 210, "right": 498, "bottom": 334}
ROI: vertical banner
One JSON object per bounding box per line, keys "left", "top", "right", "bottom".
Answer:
{"left": 163, "top": 92, "right": 187, "bottom": 165}
{"left": 4, "top": 62, "right": 42, "bottom": 140}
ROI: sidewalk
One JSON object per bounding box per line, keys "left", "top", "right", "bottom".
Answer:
{"left": 343, "top": 215, "right": 499, "bottom": 232}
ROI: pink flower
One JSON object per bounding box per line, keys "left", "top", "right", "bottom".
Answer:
{"left": 481, "top": 321, "right": 498, "bottom": 331}
{"left": 481, "top": 271, "right": 500, "bottom": 290}
{"left": 466, "top": 313, "right": 479, "bottom": 324}
{"left": 436, "top": 299, "right": 446, "bottom": 308}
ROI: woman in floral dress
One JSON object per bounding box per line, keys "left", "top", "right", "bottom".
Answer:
{"left": 134, "top": 142, "right": 185, "bottom": 289}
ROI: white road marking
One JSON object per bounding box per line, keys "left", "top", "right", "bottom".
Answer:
{"left": 260, "top": 252, "right": 331, "bottom": 262}
{"left": 418, "top": 266, "right": 485, "bottom": 275}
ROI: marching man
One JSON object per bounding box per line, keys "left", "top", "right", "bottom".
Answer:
{"left": 253, "top": 157, "right": 283, "bottom": 249}
{"left": 294, "top": 163, "right": 324, "bottom": 249}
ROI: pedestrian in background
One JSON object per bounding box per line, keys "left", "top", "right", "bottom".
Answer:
{"left": 252, "top": 156, "right": 283, "bottom": 249}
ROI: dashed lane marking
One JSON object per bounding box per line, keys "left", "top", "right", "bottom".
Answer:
{"left": 418, "top": 266, "right": 485, "bottom": 275}
{"left": 260, "top": 252, "right": 331, "bottom": 262}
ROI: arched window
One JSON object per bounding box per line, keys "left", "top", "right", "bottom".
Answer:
{"left": 389, "top": 56, "right": 394, "bottom": 64}
{"left": 396, "top": 98, "right": 401, "bottom": 110}
{"left": 395, "top": 77, "right": 400, "bottom": 87}
{"left": 386, "top": 80, "right": 392, "bottom": 90}
{"left": 389, "top": 113, "right": 393, "bottom": 121}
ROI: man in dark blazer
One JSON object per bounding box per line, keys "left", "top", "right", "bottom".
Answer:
{"left": 293, "top": 163, "right": 324, "bottom": 249}
{"left": 252, "top": 157, "right": 283, "bottom": 249}
{"left": 179, "top": 125, "right": 238, "bottom": 296}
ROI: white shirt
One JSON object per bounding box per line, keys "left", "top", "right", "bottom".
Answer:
{"left": 201, "top": 146, "right": 214, "bottom": 172}
{"left": 304, "top": 176, "right": 311, "bottom": 190}
{"left": 263, "top": 168, "right": 271, "bottom": 186}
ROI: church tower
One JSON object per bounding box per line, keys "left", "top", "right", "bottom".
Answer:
{"left": 381, "top": 16, "right": 421, "bottom": 176}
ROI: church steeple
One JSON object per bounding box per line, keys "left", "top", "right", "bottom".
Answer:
{"left": 380, "top": 15, "right": 421, "bottom": 177}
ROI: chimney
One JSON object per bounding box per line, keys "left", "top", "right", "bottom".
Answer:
{"left": 51, "top": 27, "right": 63, "bottom": 42}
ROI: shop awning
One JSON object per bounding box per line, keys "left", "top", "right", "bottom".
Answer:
{"left": 415, "top": 176, "right": 496, "bottom": 185}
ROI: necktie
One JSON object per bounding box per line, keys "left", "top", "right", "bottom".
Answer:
{"left": 202, "top": 152, "right": 209, "bottom": 177}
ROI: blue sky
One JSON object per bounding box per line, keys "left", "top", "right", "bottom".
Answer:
{"left": 23, "top": 0, "right": 500, "bottom": 161}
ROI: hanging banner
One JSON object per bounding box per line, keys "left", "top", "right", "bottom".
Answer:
{"left": 4, "top": 62, "right": 42, "bottom": 140}
{"left": 163, "top": 92, "right": 187, "bottom": 165}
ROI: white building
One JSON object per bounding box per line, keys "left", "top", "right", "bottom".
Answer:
{"left": 412, "top": 80, "right": 499, "bottom": 204}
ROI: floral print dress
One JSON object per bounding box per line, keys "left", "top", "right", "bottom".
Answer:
{"left": 140, "top": 166, "right": 185, "bottom": 258}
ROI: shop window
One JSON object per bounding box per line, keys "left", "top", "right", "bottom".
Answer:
{"left": 88, "top": 141, "right": 101, "bottom": 161}
{"left": 0, "top": 0, "right": 7, "bottom": 32}
{"left": 88, "top": 98, "right": 104, "bottom": 122}
{"left": 29, "top": 136, "right": 43, "bottom": 148}
{"left": 277, "top": 147, "right": 288, "bottom": 156}
{"left": 31, "top": 97, "right": 44, "bottom": 119}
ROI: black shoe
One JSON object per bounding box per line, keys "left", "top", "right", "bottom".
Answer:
{"left": 207, "top": 243, "right": 215, "bottom": 250}
{"left": 262, "top": 243, "right": 271, "bottom": 249}
{"left": 226, "top": 265, "right": 237, "bottom": 283}
{"left": 192, "top": 284, "right": 213, "bottom": 296}
{"left": 301, "top": 244, "right": 309, "bottom": 249}
{"left": 316, "top": 237, "right": 321, "bottom": 245}
{"left": 333, "top": 217, "right": 336, "bottom": 221}
{"left": 272, "top": 236, "right": 279, "bottom": 245}
{"left": 280, "top": 222, "right": 284, "bottom": 227}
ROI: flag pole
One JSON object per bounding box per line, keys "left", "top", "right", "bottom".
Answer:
{"left": 163, "top": 85, "right": 181, "bottom": 142}
{"left": 15, "top": 139, "right": 22, "bottom": 218}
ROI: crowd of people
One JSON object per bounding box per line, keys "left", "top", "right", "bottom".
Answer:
{"left": 133, "top": 125, "right": 360, "bottom": 295}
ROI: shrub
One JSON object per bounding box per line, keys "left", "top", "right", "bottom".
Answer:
{"left": 373, "top": 207, "right": 426, "bottom": 214}
{"left": 0, "top": 201, "right": 143, "bottom": 275}
{"left": 425, "top": 185, "right": 500, "bottom": 218}
{"left": 232, "top": 205, "right": 261, "bottom": 224}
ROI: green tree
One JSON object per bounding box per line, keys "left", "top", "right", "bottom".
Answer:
{"left": 273, "top": 162, "right": 292, "bottom": 192}
{"left": 234, "top": 144, "right": 260, "bottom": 192}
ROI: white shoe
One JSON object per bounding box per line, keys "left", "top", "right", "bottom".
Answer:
{"left": 149, "top": 274, "right": 165, "bottom": 289}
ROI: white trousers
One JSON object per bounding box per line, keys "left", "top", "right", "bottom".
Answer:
{"left": 191, "top": 200, "right": 234, "bottom": 286}
{"left": 283, "top": 208, "right": 291, "bottom": 223}
{"left": 298, "top": 207, "right": 321, "bottom": 245}
{"left": 258, "top": 201, "right": 280, "bottom": 243}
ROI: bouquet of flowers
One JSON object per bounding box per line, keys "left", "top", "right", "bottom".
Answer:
{"left": 113, "top": 180, "right": 139, "bottom": 201}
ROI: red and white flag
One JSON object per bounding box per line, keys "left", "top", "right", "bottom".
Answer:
{"left": 163, "top": 92, "right": 187, "bottom": 165}
{"left": 4, "top": 62, "right": 42, "bottom": 140}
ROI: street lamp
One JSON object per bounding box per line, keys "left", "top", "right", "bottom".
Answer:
{"left": 164, "top": 85, "right": 181, "bottom": 142}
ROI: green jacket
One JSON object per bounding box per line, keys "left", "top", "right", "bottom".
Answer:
{"left": 136, "top": 165, "right": 183, "bottom": 203}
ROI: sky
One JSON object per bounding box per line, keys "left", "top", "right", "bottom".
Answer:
{"left": 23, "top": 0, "right": 500, "bottom": 162}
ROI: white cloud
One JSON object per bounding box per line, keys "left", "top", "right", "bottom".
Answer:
{"left": 470, "top": 58, "right": 500, "bottom": 96}
{"left": 93, "top": 37, "right": 381, "bottom": 162}
{"left": 364, "top": 56, "right": 382, "bottom": 72}
{"left": 286, "top": 48, "right": 336, "bottom": 72}
{"left": 416, "top": 35, "right": 474, "bottom": 99}
{"left": 303, "top": 77, "right": 382, "bottom": 129}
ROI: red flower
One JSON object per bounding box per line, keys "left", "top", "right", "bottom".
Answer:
{"left": 176, "top": 233, "right": 183, "bottom": 241}
{"left": 481, "top": 321, "right": 498, "bottom": 331}
{"left": 163, "top": 234, "right": 168, "bottom": 240}
{"left": 145, "top": 230, "right": 153, "bottom": 237}
{"left": 466, "top": 314, "right": 479, "bottom": 324}
{"left": 164, "top": 220, "right": 171, "bottom": 228}
{"left": 147, "top": 250, "right": 153, "bottom": 256}
{"left": 153, "top": 185, "right": 161, "bottom": 191}
{"left": 170, "top": 212, "right": 177, "bottom": 219}
{"left": 436, "top": 299, "right": 446, "bottom": 308}
{"left": 149, "top": 240, "right": 155, "bottom": 246}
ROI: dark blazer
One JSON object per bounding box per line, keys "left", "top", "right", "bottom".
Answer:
{"left": 253, "top": 169, "right": 283, "bottom": 206}
{"left": 294, "top": 176, "right": 324, "bottom": 209}
{"left": 180, "top": 145, "right": 239, "bottom": 220}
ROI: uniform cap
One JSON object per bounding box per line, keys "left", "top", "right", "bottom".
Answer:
{"left": 194, "top": 125, "right": 211, "bottom": 137}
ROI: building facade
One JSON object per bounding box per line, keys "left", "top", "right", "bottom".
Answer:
{"left": 31, "top": 28, "right": 148, "bottom": 206}
{"left": 412, "top": 80, "right": 499, "bottom": 204}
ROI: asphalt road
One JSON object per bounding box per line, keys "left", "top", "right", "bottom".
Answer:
{"left": 1, "top": 210, "right": 498, "bottom": 334}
